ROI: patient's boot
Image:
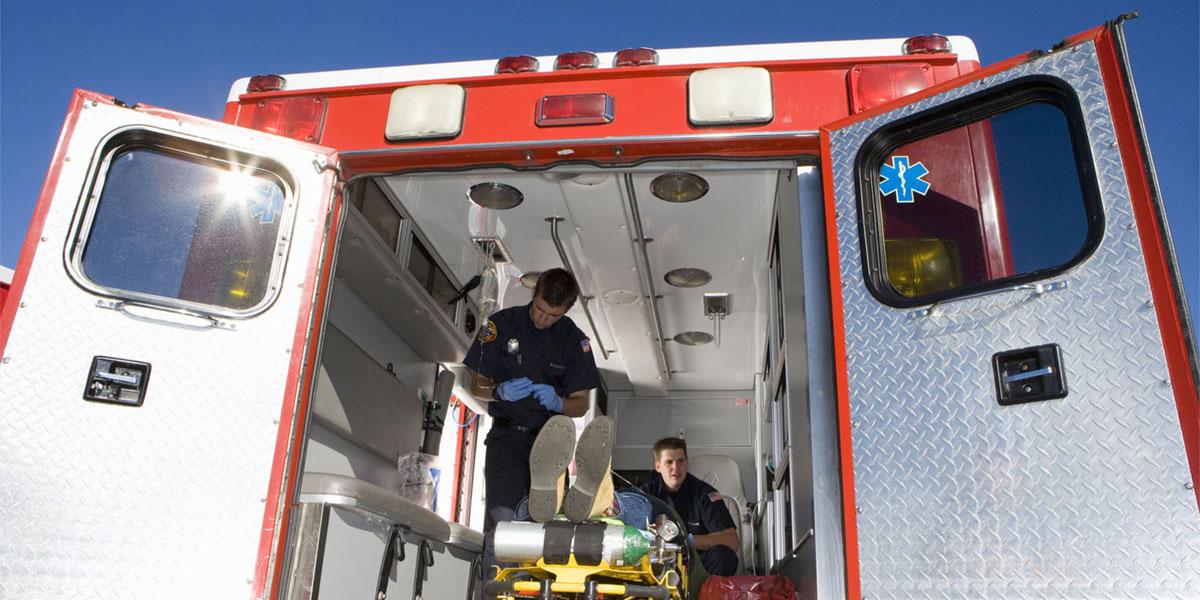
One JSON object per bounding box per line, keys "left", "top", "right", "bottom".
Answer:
{"left": 528, "top": 415, "right": 576, "bottom": 522}
{"left": 563, "top": 416, "right": 615, "bottom": 523}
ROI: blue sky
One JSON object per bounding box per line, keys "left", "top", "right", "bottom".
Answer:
{"left": 2, "top": 0, "right": 1196, "bottom": 328}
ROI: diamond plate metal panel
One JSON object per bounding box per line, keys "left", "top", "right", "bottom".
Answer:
{"left": 827, "top": 43, "right": 1200, "bottom": 599}
{"left": 0, "top": 99, "right": 334, "bottom": 599}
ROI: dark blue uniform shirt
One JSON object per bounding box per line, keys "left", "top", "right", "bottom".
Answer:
{"left": 639, "top": 473, "right": 735, "bottom": 537}
{"left": 463, "top": 303, "right": 601, "bottom": 434}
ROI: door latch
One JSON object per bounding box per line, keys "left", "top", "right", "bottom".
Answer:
{"left": 83, "top": 356, "right": 151, "bottom": 407}
{"left": 992, "top": 344, "right": 1067, "bottom": 406}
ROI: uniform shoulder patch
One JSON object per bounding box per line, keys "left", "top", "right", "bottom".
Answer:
{"left": 478, "top": 319, "right": 497, "bottom": 343}
{"left": 580, "top": 337, "right": 591, "bottom": 353}
{"left": 707, "top": 491, "right": 723, "bottom": 503}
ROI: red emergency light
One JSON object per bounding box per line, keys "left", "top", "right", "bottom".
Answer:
{"left": 849, "top": 63, "right": 934, "bottom": 112}
{"left": 554, "top": 51, "right": 599, "bottom": 70}
{"left": 902, "top": 34, "right": 952, "bottom": 54}
{"left": 248, "top": 96, "right": 327, "bottom": 143}
{"left": 536, "top": 93, "right": 613, "bottom": 127}
{"left": 247, "top": 74, "right": 286, "bottom": 93}
{"left": 496, "top": 55, "right": 539, "bottom": 74}
{"left": 613, "top": 48, "right": 659, "bottom": 67}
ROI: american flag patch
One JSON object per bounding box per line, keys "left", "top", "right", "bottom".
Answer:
{"left": 581, "top": 338, "right": 591, "bottom": 353}
{"left": 708, "top": 491, "right": 723, "bottom": 503}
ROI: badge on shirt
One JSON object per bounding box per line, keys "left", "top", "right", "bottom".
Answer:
{"left": 708, "top": 491, "right": 723, "bottom": 503}
{"left": 507, "top": 338, "right": 521, "bottom": 354}
{"left": 478, "top": 319, "right": 497, "bottom": 343}
{"left": 581, "top": 338, "right": 591, "bottom": 353}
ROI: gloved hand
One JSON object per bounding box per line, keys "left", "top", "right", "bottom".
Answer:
{"left": 530, "top": 383, "right": 562, "bottom": 413}
{"left": 495, "top": 377, "right": 532, "bottom": 402}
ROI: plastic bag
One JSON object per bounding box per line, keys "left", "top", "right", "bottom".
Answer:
{"left": 697, "top": 575, "right": 797, "bottom": 600}
{"left": 397, "top": 452, "right": 439, "bottom": 510}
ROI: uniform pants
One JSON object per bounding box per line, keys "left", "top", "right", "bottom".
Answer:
{"left": 480, "top": 431, "right": 534, "bottom": 591}
{"left": 699, "top": 544, "right": 739, "bottom": 576}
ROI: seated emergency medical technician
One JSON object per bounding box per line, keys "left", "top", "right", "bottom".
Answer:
{"left": 638, "top": 437, "right": 739, "bottom": 577}
{"left": 462, "top": 269, "right": 602, "bottom": 573}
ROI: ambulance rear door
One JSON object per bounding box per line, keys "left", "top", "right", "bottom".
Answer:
{"left": 819, "top": 20, "right": 1199, "bottom": 598}
{"left": 0, "top": 89, "right": 340, "bottom": 599}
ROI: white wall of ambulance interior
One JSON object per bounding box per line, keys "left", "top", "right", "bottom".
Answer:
{"left": 3, "top": 23, "right": 1197, "bottom": 600}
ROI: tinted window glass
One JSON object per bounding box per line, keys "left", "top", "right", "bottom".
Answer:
{"left": 872, "top": 99, "right": 1095, "bottom": 300}
{"left": 352, "top": 179, "right": 402, "bottom": 251}
{"left": 80, "top": 147, "right": 287, "bottom": 311}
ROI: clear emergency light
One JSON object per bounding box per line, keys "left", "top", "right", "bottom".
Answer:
{"left": 687, "top": 67, "right": 774, "bottom": 126}
{"left": 385, "top": 84, "right": 467, "bottom": 141}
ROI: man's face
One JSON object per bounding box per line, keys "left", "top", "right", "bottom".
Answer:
{"left": 654, "top": 448, "right": 688, "bottom": 492}
{"left": 530, "top": 294, "right": 568, "bottom": 330}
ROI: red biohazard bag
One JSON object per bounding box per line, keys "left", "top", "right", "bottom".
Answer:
{"left": 697, "top": 575, "right": 797, "bottom": 599}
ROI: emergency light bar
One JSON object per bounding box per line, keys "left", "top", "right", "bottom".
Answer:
{"left": 614, "top": 48, "right": 659, "bottom": 67}
{"left": 903, "top": 34, "right": 952, "bottom": 54}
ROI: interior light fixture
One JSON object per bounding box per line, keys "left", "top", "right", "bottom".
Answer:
{"left": 468, "top": 182, "right": 524, "bottom": 210}
{"left": 650, "top": 172, "right": 709, "bottom": 203}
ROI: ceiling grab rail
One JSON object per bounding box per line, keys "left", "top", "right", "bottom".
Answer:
{"left": 544, "top": 216, "right": 611, "bottom": 360}
{"left": 620, "top": 173, "right": 672, "bottom": 381}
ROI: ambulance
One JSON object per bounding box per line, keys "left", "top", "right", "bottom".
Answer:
{"left": 1, "top": 14, "right": 1196, "bottom": 600}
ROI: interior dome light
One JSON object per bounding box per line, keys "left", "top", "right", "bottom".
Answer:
{"left": 650, "top": 172, "right": 709, "bottom": 203}
{"left": 519, "top": 271, "right": 541, "bottom": 288}
{"left": 664, "top": 268, "right": 712, "bottom": 288}
{"left": 468, "top": 182, "right": 524, "bottom": 210}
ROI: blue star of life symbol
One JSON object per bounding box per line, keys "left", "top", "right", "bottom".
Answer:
{"left": 249, "top": 193, "right": 284, "bottom": 224}
{"left": 879, "top": 155, "right": 931, "bottom": 204}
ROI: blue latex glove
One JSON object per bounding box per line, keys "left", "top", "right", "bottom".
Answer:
{"left": 530, "top": 383, "right": 562, "bottom": 413}
{"left": 495, "top": 377, "right": 532, "bottom": 402}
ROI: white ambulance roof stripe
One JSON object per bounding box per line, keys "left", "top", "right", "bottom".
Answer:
{"left": 227, "top": 36, "right": 978, "bottom": 102}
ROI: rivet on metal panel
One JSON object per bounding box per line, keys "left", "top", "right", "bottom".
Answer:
{"left": 856, "top": 506, "right": 863, "bottom": 514}
{"left": 40, "top": 236, "right": 47, "bottom": 242}
{"left": 1160, "top": 379, "right": 1171, "bottom": 388}
{"left": 64, "top": 157, "right": 71, "bottom": 162}
{"left": 613, "top": 146, "right": 624, "bottom": 157}
{"left": 285, "top": 348, "right": 291, "bottom": 354}
{"left": 1, "top": 357, "right": 10, "bottom": 364}
{"left": 1146, "top": 300, "right": 1155, "bottom": 308}
{"left": 523, "top": 150, "right": 535, "bottom": 161}
{"left": 1186, "top": 482, "right": 1195, "bottom": 490}
{"left": 91, "top": 101, "right": 98, "bottom": 107}
{"left": 1125, "top": 222, "right": 1136, "bottom": 231}
{"left": 852, "top": 421, "right": 859, "bottom": 429}
{"left": 19, "top": 302, "right": 26, "bottom": 308}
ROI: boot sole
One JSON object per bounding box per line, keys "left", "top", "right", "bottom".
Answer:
{"left": 563, "top": 416, "right": 614, "bottom": 523}
{"left": 528, "top": 415, "right": 576, "bottom": 522}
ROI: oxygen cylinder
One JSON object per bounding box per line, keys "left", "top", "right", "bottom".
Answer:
{"left": 493, "top": 521, "right": 651, "bottom": 566}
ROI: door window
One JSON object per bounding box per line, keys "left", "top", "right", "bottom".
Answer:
{"left": 859, "top": 79, "right": 1102, "bottom": 306}
{"left": 73, "top": 138, "right": 293, "bottom": 314}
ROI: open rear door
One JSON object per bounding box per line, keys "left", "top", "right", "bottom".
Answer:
{"left": 820, "top": 21, "right": 1199, "bottom": 597}
{"left": 0, "top": 90, "right": 340, "bottom": 598}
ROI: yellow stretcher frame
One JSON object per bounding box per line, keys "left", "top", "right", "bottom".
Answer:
{"left": 485, "top": 550, "right": 687, "bottom": 599}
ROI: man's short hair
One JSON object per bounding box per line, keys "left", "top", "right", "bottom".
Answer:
{"left": 533, "top": 268, "right": 579, "bottom": 309}
{"left": 652, "top": 437, "right": 688, "bottom": 461}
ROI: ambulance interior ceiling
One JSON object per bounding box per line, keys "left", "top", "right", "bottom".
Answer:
{"left": 369, "top": 160, "right": 790, "bottom": 397}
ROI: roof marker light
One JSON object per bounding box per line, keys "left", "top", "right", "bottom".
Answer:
{"left": 554, "top": 51, "right": 599, "bottom": 70}
{"left": 614, "top": 48, "right": 659, "bottom": 67}
{"left": 249, "top": 96, "right": 326, "bottom": 142}
{"left": 247, "top": 74, "right": 286, "bottom": 93}
{"left": 497, "top": 55, "right": 539, "bottom": 74}
{"left": 902, "top": 34, "right": 952, "bottom": 54}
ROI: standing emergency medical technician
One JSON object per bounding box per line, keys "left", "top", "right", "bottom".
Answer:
{"left": 463, "top": 269, "right": 602, "bottom": 572}
{"left": 639, "top": 437, "right": 739, "bottom": 576}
